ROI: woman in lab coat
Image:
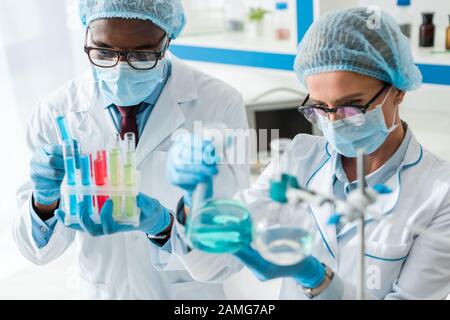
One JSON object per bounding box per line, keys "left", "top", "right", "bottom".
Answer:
{"left": 13, "top": 0, "right": 246, "bottom": 299}
{"left": 167, "top": 8, "right": 450, "bottom": 299}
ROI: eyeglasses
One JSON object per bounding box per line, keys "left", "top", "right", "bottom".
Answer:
{"left": 298, "top": 84, "right": 389, "bottom": 126}
{"left": 84, "top": 27, "right": 170, "bottom": 70}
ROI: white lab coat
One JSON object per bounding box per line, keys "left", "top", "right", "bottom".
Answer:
{"left": 168, "top": 131, "right": 450, "bottom": 299}
{"left": 13, "top": 54, "right": 247, "bottom": 300}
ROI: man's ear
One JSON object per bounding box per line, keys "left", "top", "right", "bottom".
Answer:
{"left": 394, "top": 89, "right": 406, "bottom": 106}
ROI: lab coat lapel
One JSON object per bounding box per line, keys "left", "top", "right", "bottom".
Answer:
{"left": 335, "top": 174, "right": 401, "bottom": 240}
{"left": 336, "top": 134, "right": 423, "bottom": 240}
{"left": 134, "top": 56, "right": 195, "bottom": 166}
{"left": 369, "top": 134, "right": 423, "bottom": 216}
{"left": 76, "top": 84, "right": 117, "bottom": 143}
{"left": 134, "top": 84, "right": 185, "bottom": 166}
{"left": 306, "top": 152, "right": 338, "bottom": 262}
{"left": 63, "top": 72, "right": 116, "bottom": 142}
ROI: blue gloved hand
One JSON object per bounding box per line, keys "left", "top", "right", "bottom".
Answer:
{"left": 234, "top": 246, "right": 326, "bottom": 289}
{"left": 56, "top": 193, "right": 172, "bottom": 237}
{"left": 167, "top": 134, "right": 218, "bottom": 208}
{"left": 30, "top": 144, "right": 65, "bottom": 206}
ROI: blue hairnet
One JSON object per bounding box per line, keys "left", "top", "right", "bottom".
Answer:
{"left": 79, "top": 0, "right": 186, "bottom": 39}
{"left": 294, "top": 7, "right": 422, "bottom": 91}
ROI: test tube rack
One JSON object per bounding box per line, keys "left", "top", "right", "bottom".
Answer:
{"left": 61, "top": 171, "right": 141, "bottom": 227}
{"left": 56, "top": 116, "right": 141, "bottom": 227}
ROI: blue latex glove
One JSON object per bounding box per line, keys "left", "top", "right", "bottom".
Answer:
{"left": 167, "top": 134, "right": 218, "bottom": 208}
{"left": 30, "top": 144, "right": 65, "bottom": 206}
{"left": 234, "top": 246, "right": 326, "bottom": 289}
{"left": 55, "top": 193, "right": 172, "bottom": 237}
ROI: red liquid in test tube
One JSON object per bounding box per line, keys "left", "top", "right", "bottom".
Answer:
{"left": 94, "top": 150, "right": 108, "bottom": 212}
{"left": 101, "top": 150, "right": 107, "bottom": 178}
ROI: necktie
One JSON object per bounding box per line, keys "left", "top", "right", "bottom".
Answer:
{"left": 117, "top": 105, "right": 140, "bottom": 146}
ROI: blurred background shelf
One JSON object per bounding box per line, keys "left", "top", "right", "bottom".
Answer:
{"left": 174, "top": 0, "right": 449, "bottom": 85}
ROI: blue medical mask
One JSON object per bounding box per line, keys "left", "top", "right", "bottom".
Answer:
{"left": 318, "top": 87, "right": 398, "bottom": 158}
{"left": 93, "top": 60, "right": 166, "bottom": 107}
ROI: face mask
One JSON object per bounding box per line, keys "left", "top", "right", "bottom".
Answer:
{"left": 318, "top": 87, "right": 398, "bottom": 158}
{"left": 93, "top": 60, "right": 166, "bottom": 107}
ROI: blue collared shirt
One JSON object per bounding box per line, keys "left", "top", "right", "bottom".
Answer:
{"left": 30, "top": 61, "right": 172, "bottom": 248}
{"left": 332, "top": 123, "right": 412, "bottom": 234}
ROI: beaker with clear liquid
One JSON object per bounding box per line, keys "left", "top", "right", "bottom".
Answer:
{"left": 186, "top": 123, "right": 252, "bottom": 254}
{"left": 253, "top": 139, "right": 316, "bottom": 266}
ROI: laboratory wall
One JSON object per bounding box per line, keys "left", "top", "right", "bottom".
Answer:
{"left": 0, "top": 0, "right": 449, "bottom": 300}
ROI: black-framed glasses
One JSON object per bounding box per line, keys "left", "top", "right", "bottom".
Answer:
{"left": 84, "top": 27, "right": 170, "bottom": 70}
{"left": 298, "top": 84, "right": 390, "bottom": 126}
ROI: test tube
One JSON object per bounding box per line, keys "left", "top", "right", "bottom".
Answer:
{"left": 123, "top": 132, "right": 137, "bottom": 218}
{"left": 73, "top": 139, "right": 81, "bottom": 169}
{"left": 109, "top": 134, "right": 122, "bottom": 218}
{"left": 101, "top": 149, "right": 107, "bottom": 179}
{"left": 63, "top": 140, "right": 77, "bottom": 218}
{"left": 56, "top": 116, "right": 71, "bottom": 142}
{"left": 56, "top": 115, "right": 80, "bottom": 169}
{"left": 79, "top": 143, "right": 94, "bottom": 216}
{"left": 94, "top": 149, "right": 108, "bottom": 212}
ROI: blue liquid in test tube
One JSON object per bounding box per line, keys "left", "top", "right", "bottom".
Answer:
{"left": 63, "top": 140, "right": 77, "bottom": 216}
{"left": 73, "top": 139, "right": 81, "bottom": 169}
{"left": 80, "top": 153, "right": 93, "bottom": 216}
{"left": 57, "top": 115, "right": 79, "bottom": 168}
{"left": 56, "top": 116, "right": 71, "bottom": 141}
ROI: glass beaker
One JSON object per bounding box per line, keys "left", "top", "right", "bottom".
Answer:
{"left": 186, "top": 123, "right": 252, "bottom": 254}
{"left": 253, "top": 139, "right": 316, "bottom": 266}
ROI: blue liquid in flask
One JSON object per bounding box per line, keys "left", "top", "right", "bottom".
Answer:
{"left": 187, "top": 199, "right": 252, "bottom": 254}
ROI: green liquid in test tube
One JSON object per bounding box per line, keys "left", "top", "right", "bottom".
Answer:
{"left": 109, "top": 135, "right": 122, "bottom": 218}
{"left": 123, "top": 133, "right": 137, "bottom": 218}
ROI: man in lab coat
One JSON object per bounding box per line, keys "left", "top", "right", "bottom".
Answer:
{"left": 13, "top": 0, "right": 247, "bottom": 299}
